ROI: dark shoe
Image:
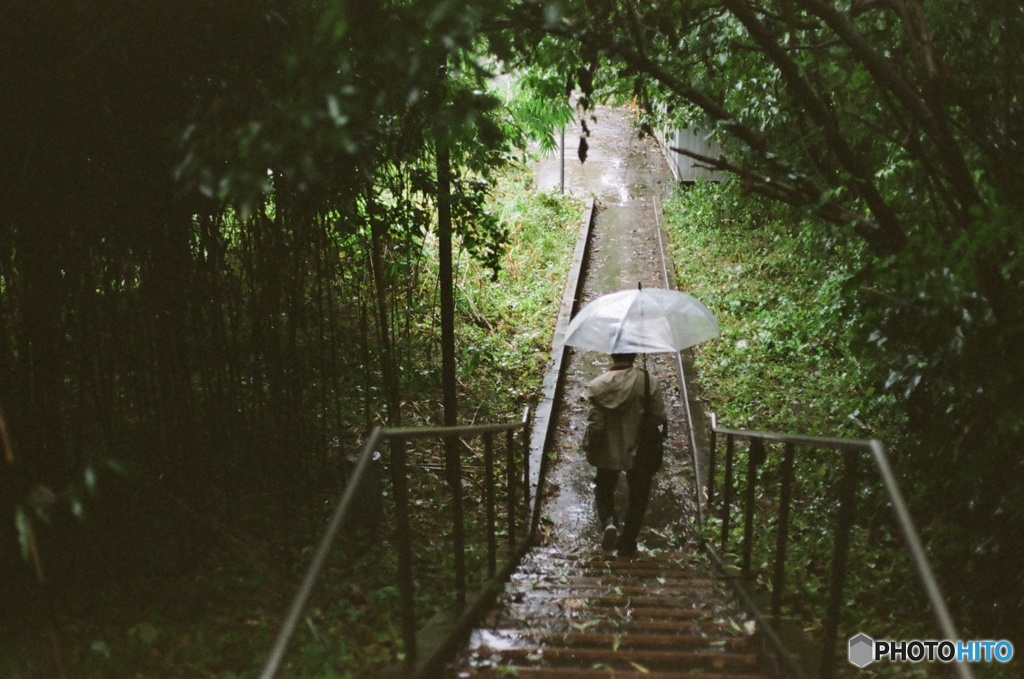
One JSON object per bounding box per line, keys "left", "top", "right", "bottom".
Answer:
{"left": 601, "top": 522, "right": 619, "bottom": 551}
{"left": 616, "top": 539, "right": 638, "bottom": 557}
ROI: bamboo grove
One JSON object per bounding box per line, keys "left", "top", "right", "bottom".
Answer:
{"left": 0, "top": 0, "right": 535, "bottom": 599}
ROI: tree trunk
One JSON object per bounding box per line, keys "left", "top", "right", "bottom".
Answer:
{"left": 369, "top": 202, "right": 402, "bottom": 428}
{"left": 437, "top": 141, "right": 458, "bottom": 428}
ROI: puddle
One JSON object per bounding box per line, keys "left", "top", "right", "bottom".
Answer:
{"left": 469, "top": 628, "right": 530, "bottom": 653}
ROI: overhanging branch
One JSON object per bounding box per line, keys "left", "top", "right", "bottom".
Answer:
{"left": 796, "top": 0, "right": 981, "bottom": 220}
{"left": 669, "top": 146, "right": 882, "bottom": 236}
{"left": 721, "top": 0, "right": 907, "bottom": 255}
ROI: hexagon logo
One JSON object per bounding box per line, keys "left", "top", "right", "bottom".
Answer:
{"left": 849, "top": 633, "right": 875, "bottom": 668}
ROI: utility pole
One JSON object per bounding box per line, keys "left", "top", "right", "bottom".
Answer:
{"left": 560, "top": 125, "right": 565, "bottom": 194}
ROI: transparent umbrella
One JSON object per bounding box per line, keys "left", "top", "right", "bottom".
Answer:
{"left": 564, "top": 286, "right": 719, "bottom": 354}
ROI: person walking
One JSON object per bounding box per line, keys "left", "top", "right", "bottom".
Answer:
{"left": 583, "top": 352, "right": 667, "bottom": 556}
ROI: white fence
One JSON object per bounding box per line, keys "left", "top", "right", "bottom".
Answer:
{"left": 656, "top": 127, "right": 723, "bottom": 183}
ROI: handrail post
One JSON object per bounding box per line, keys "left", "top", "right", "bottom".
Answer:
{"left": 821, "top": 449, "right": 859, "bottom": 679}
{"left": 484, "top": 433, "right": 496, "bottom": 579}
{"left": 741, "top": 439, "right": 763, "bottom": 579}
{"left": 505, "top": 428, "right": 516, "bottom": 548}
{"left": 391, "top": 435, "right": 417, "bottom": 669}
{"left": 771, "top": 443, "right": 796, "bottom": 620}
{"left": 707, "top": 425, "right": 718, "bottom": 508}
{"left": 445, "top": 433, "right": 467, "bottom": 610}
{"left": 721, "top": 434, "right": 735, "bottom": 553}
{"left": 522, "top": 415, "right": 530, "bottom": 514}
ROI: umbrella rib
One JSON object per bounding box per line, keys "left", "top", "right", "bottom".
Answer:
{"left": 608, "top": 314, "right": 628, "bottom": 354}
{"left": 609, "top": 291, "right": 640, "bottom": 353}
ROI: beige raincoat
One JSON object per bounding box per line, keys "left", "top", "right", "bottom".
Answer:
{"left": 584, "top": 366, "right": 667, "bottom": 471}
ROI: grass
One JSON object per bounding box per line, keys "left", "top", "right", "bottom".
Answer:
{"left": 663, "top": 180, "right": 888, "bottom": 438}
{"left": 662, "top": 180, "right": 953, "bottom": 678}
{"left": 456, "top": 163, "right": 582, "bottom": 416}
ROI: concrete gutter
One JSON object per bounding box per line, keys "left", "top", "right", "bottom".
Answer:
{"left": 653, "top": 194, "right": 711, "bottom": 524}
{"left": 528, "top": 196, "right": 596, "bottom": 529}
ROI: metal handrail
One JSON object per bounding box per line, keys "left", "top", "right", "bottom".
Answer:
{"left": 702, "top": 413, "right": 972, "bottom": 679}
{"left": 259, "top": 407, "right": 534, "bottom": 679}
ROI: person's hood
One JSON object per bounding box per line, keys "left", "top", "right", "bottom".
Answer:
{"left": 588, "top": 367, "right": 645, "bottom": 410}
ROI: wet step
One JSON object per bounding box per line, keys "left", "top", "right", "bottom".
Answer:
{"left": 553, "top": 631, "right": 753, "bottom": 650}
{"left": 517, "top": 577, "right": 718, "bottom": 592}
{"left": 452, "top": 549, "right": 771, "bottom": 678}
{"left": 527, "top": 582, "right": 717, "bottom": 597}
{"left": 572, "top": 567, "right": 713, "bottom": 579}
{"left": 467, "top": 616, "right": 740, "bottom": 635}
{"left": 465, "top": 668, "right": 768, "bottom": 679}
{"left": 490, "top": 646, "right": 760, "bottom": 671}
{"left": 513, "top": 593, "right": 712, "bottom": 610}
{"left": 472, "top": 628, "right": 752, "bottom": 651}
{"left": 579, "top": 618, "right": 739, "bottom": 634}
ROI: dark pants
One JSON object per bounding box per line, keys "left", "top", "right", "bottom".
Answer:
{"left": 595, "top": 467, "right": 655, "bottom": 548}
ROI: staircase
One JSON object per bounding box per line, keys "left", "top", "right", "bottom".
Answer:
{"left": 451, "top": 546, "right": 771, "bottom": 678}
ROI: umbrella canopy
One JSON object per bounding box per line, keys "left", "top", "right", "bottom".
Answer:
{"left": 564, "top": 287, "right": 719, "bottom": 354}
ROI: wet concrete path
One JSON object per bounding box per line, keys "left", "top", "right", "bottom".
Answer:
{"left": 534, "top": 105, "right": 699, "bottom": 558}
{"left": 447, "top": 107, "right": 766, "bottom": 678}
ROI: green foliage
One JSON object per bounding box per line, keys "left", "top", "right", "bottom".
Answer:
{"left": 665, "top": 180, "right": 886, "bottom": 437}
{"left": 457, "top": 166, "right": 582, "bottom": 413}
{"left": 665, "top": 180, "right": 1020, "bottom": 676}
{"left": 503, "top": 70, "right": 576, "bottom": 155}
{"left": 506, "top": 0, "right": 1024, "bottom": 456}
{"left": 389, "top": 162, "right": 582, "bottom": 423}
{"left": 4, "top": 0, "right": 1023, "bottom": 673}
